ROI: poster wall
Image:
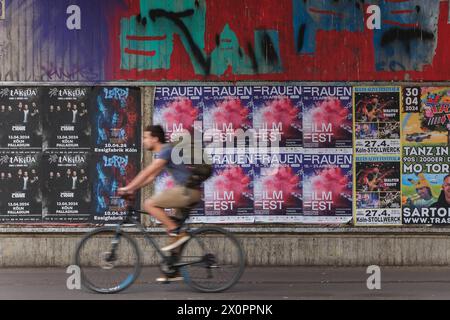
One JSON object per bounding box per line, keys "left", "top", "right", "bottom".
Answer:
{"left": 0, "top": 87, "right": 141, "bottom": 224}
{"left": 3, "top": 84, "right": 450, "bottom": 226}
{"left": 353, "top": 87, "right": 403, "bottom": 226}
{"left": 153, "top": 85, "right": 354, "bottom": 224}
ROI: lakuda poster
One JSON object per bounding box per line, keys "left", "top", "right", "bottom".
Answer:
{"left": 302, "top": 86, "right": 353, "bottom": 148}
{"left": 0, "top": 87, "right": 42, "bottom": 150}
{"left": 42, "top": 152, "right": 91, "bottom": 223}
{"left": 402, "top": 87, "right": 450, "bottom": 224}
{"left": 0, "top": 151, "right": 42, "bottom": 223}
{"left": 43, "top": 87, "right": 91, "bottom": 150}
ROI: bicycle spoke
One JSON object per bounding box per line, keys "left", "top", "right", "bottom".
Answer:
{"left": 180, "top": 227, "right": 245, "bottom": 293}
{"left": 75, "top": 228, "right": 141, "bottom": 294}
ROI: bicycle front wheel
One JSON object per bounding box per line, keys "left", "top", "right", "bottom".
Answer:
{"left": 74, "top": 227, "right": 141, "bottom": 294}
{"left": 179, "top": 227, "right": 245, "bottom": 293}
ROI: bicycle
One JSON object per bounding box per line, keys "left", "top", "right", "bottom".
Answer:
{"left": 74, "top": 196, "right": 246, "bottom": 294}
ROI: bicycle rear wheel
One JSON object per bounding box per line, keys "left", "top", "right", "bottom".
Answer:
{"left": 74, "top": 227, "right": 141, "bottom": 294}
{"left": 179, "top": 227, "right": 245, "bottom": 293}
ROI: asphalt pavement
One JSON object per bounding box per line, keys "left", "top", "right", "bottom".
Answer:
{"left": 1, "top": 266, "right": 450, "bottom": 300}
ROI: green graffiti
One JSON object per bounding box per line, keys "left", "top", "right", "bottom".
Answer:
{"left": 120, "top": 0, "right": 282, "bottom": 75}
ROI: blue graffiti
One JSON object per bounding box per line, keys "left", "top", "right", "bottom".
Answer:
{"left": 7, "top": 0, "right": 128, "bottom": 81}
{"left": 293, "top": 0, "right": 440, "bottom": 72}
{"left": 95, "top": 163, "right": 108, "bottom": 210}
{"left": 103, "top": 155, "right": 129, "bottom": 175}
{"left": 293, "top": 0, "right": 364, "bottom": 54}
{"left": 96, "top": 95, "right": 109, "bottom": 144}
{"left": 104, "top": 88, "right": 129, "bottom": 102}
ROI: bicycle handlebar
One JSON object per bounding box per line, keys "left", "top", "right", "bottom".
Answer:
{"left": 120, "top": 193, "right": 136, "bottom": 203}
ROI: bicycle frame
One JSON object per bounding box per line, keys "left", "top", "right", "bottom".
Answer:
{"left": 112, "top": 206, "right": 208, "bottom": 270}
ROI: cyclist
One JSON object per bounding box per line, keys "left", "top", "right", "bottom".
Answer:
{"left": 117, "top": 125, "right": 201, "bottom": 256}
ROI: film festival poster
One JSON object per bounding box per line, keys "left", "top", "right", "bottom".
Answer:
{"left": 202, "top": 86, "right": 253, "bottom": 150}
{"left": 252, "top": 85, "right": 303, "bottom": 148}
{"left": 91, "top": 87, "right": 141, "bottom": 153}
{"left": 354, "top": 87, "right": 401, "bottom": 155}
{"left": 253, "top": 153, "right": 303, "bottom": 223}
{"left": 91, "top": 153, "right": 140, "bottom": 224}
{"left": 0, "top": 151, "right": 43, "bottom": 223}
{"left": 153, "top": 86, "right": 203, "bottom": 145}
{"left": 41, "top": 152, "right": 91, "bottom": 223}
{"left": 203, "top": 153, "right": 255, "bottom": 223}
{"left": 355, "top": 156, "right": 402, "bottom": 226}
{"left": 302, "top": 152, "right": 353, "bottom": 223}
{"left": 302, "top": 86, "right": 353, "bottom": 149}
{"left": 0, "top": 87, "right": 43, "bottom": 150}
{"left": 42, "top": 87, "right": 92, "bottom": 151}
{"left": 402, "top": 87, "right": 450, "bottom": 225}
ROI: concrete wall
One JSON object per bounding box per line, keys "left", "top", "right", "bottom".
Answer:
{"left": 1, "top": 228, "right": 450, "bottom": 267}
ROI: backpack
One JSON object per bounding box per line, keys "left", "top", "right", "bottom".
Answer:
{"left": 171, "top": 137, "right": 213, "bottom": 189}
{"left": 185, "top": 162, "right": 213, "bottom": 189}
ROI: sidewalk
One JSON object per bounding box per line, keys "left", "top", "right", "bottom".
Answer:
{"left": 1, "top": 267, "right": 450, "bottom": 300}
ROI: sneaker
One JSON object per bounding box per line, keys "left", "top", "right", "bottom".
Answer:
{"left": 167, "top": 226, "right": 182, "bottom": 237}
{"left": 156, "top": 274, "right": 184, "bottom": 283}
{"left": 161, "top": 232, "right": 191, "bottom": 252}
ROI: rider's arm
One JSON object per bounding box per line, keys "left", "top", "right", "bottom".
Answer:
{"left": 122, "top": 159, "right": 167, "bottom": 192}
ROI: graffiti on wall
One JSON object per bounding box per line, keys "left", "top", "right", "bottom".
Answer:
{"left": 119, "top": 0, "right": 282, "bottom": 75}
{"left": 0, "top": 0, "right": 449, "bottom": 81}
{"left": 293, "top": 0, "right": 440, "bottom": 72}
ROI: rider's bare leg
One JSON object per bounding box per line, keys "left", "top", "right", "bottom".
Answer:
{"left": 144, "top": 200, "right": 178, "bottom": 232}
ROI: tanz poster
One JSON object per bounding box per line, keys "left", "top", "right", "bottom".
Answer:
{"left": 402, "top": 87, "right": 450, "bottom": 224}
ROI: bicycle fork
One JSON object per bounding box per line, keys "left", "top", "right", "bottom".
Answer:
{"left": 102, "top": 225, "right": 122, "bottom": 269}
